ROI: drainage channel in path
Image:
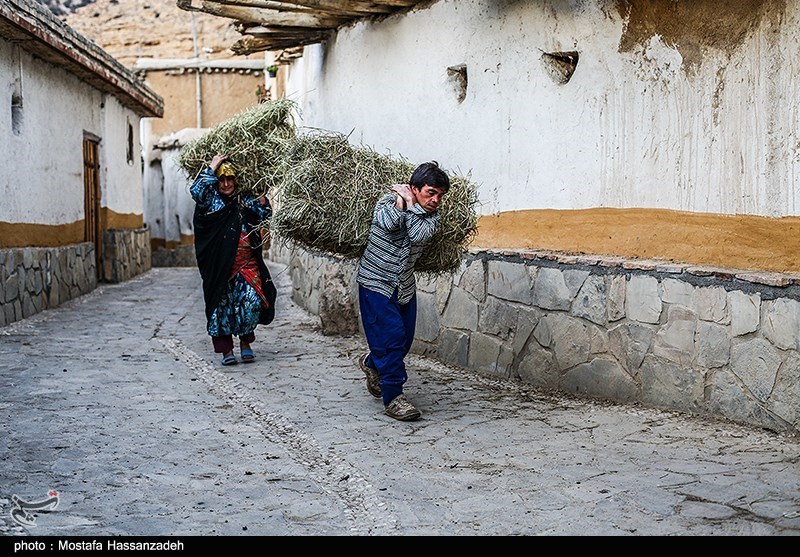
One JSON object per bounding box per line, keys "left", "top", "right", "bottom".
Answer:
{"left": 159, "top": 337, "right": 398, "bottom": 536}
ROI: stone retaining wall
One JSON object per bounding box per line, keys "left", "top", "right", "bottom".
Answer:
{"left": 1, "top": 228, "right": 152, "bottom": 327}
{"left": 0, "top": 243, "right": 96, "bottom": 327}
{"left": 152, "top": 245, "right": 197, "bottom": 268}
{"left": 102, "top": 227, "right": 151, "bottom": 283}
{"left": 270, "top": 242, "right": 800, "bottom": 436}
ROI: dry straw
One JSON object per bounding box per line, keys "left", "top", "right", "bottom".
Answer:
{"left": 180, "top": 100, "right": 480, "bottom": 275}
{"left": 272, "top": 129, "right": 480, "bottom": 275}
{"left": 178, "top": 98, "right": 297, "bottom": 197}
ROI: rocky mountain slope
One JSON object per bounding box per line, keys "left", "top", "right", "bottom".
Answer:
{"left": 38, "top": 0, "right": 91, "bottom": 17}
{"left": 38, "top": 0, "right": 254, "bottom": 67}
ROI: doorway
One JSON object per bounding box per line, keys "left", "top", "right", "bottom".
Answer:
{"left": 83, "top": 134, "right": 102, "bottom": 280}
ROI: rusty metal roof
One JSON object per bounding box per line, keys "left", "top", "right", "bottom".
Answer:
{"left": 175, "top": 0, "right": 431, "bottom": 56}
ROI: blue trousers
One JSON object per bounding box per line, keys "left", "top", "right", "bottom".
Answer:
{"left": 358, "top": 286, "right": 417, "bottom": 405}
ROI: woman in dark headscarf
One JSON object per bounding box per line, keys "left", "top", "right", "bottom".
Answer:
{"left": 191, "top": 153, "right": 276, "bottom": 366}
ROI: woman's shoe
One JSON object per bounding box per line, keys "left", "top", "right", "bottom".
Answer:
{"left": 221, "top": 353, "right": 238, "bottom": 366}
{"left": 241, "top": 349, "right": 255, "bottom": 363}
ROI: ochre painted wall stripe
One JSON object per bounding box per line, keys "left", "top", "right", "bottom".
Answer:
{"left": 5, "top": 207, "right": 799, "bottom": 275}
{"left": 473, "top": 208, "right": 800, "bottom": 274}
{"left": 0, "top": 210, "right": 143, "bottom": 249}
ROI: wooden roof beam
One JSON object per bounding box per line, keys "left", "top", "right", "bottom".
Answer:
{"left": 276, "top": 46, "right": 305, "bottom": 60}
{"left": 233, "top": 24, "right": 330, "bottom": 37}
{"left": 231, "top": 33, "right": 331, "bottom": 54}
{"left": 177, "top": 0, "right": 431, "bottom": 54}
{"left": 283, "top": 1, "right": 419, "bottom": 15}
{"left": 207, "top": 0, "right": 396, "bottom": 17}
{"left": 178, "top": 0, "right": 348, "bottom": 28}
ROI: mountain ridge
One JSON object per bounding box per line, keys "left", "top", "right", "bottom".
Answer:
{"left": 35, "top": 0, "right": 256, "bottom": 67}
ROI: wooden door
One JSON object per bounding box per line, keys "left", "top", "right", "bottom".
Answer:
{"left": 83, "top": 135, "right": 102, "bottom": 280}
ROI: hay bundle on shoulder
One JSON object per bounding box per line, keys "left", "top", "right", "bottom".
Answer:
{"left": 271, "top": 129, "right": 480, "bottom": 275}
{"left": 178, "top": 98, "right": 297, "bottom": 197}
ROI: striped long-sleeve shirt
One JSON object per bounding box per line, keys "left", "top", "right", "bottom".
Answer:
{"left": 356, "top": 193, "right": 440, "bottom": 304}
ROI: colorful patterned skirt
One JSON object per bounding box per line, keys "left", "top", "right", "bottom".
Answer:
{"left": 208, "top": 231, "right": 270, "bottom": 337}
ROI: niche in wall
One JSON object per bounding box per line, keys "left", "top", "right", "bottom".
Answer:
{"left": 126, "top": 119, "right": 134, "bottom": 165}
{"left": 11, "top": 93, "right": 23, "bottom": 135}
{"left": 447, "top": 64, "right": 468, "bottom": 103}
{"left": 541, "top": 51, "right": 579, "bottom": 84}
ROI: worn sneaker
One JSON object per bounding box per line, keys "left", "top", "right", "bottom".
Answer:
{"left": 359, "top": 353, "right": 382, "bottom": 398}
{"left": 385, "top": 394, "right": 421, "bottom": 421}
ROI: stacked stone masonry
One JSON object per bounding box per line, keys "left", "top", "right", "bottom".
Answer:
{"left": 151, "top": 245, "right": 197, "bottom": 268}
{"left": 103, "top": 228, "right": 152, "bottom": 283}
{"left": 0, "top": 243, "right": 97, "bottom": 327}
{"left": 270, "top": 242, "right": 800, "bottom": 436}
{"left": 0, "top": 229, "right": 152, "bottom": 327}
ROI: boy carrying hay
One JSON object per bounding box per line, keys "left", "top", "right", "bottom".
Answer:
{"left": 356, "top": 161, "right": 451, "bottom": 422}
{"left": 269, "top": 130, "right": 479, "bottom": 274}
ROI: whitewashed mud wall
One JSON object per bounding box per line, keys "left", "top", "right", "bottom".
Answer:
{"left": 1, "top": 43, "right": 145, "bottom": 230}
{"left": 143, "top": 128, "right": 205, "bottom": 267}
{"left": 2, "top": 42, "right": 92, "bottom": 227}
{"left": 286, "top": 0, "right": 800, "bottom": 219}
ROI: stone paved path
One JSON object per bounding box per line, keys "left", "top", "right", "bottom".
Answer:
{"left": 1, "top": 264, "right": 799, "bottom": 537}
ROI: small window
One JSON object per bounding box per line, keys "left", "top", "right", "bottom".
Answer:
{"left": 11, "top": 93, "right": 23, "bottom": 136}
{"left": 126, "top": 120, "right": 134, "bottom": 165}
